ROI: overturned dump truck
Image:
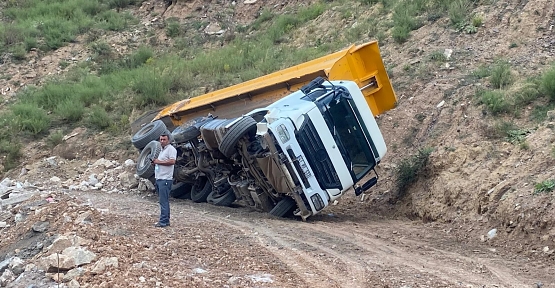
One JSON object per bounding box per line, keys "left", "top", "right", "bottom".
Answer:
{"left": 131, "top": 41, "right": 397, "bottom": 220}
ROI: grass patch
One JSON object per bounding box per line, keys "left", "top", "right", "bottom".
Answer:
{"left": 534, "top": 179, "right": 555, "bottom": 194}
{"left": 1, "top": 0, "right": 138, "bottom": 53}
{"left": 395, "top": 147, "right": 433, "bottom": 194}
{"left": 540, "top": 66, "right": 555, "bottom": 101}
{"left": 478, "top": 90, "right": 510, "bottom": 115}
{"left": 490, "top": 60, "right": 513, "bottom": 89}
{"left": 46, "top": 130, "right": 64, "bottom": 148}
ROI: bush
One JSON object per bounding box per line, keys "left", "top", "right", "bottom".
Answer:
{"left": 392, "top": 25, "right": 411, "bottom": 43}
{"left": 479, "top": 90, "right": 510, "bottom": 115}
{"left": 0, "top": 139, "right": 22, "bottom": 171}
{"left": 165, "top": 19, "right": 181, "bottom": 38}
{"left": 535, "top": 180, "right": 555, "bottom": 194}
{"left": 541, "top": 66, "right": 555, "bottom": 101}
{"left": 47, "top": 130, "right": 64, "bottom": 148}
{"left": 513, "top": 82, "right": 541, "bottom": 106}
{"left": 87, "top": 106, "right": 112, "bottom": 130}
{"left": 55, "top": 99, "right": 85, "bottom": 122}
{"left": 395, "top": 147, "right": 433, "bottom": 195}
{"left": 11, "top": 104, "right": 51, "bottom": 135}
{"left": 490, "top": 61, "right": 513, "bottom": 89}
{"left": 448, "top": 0, "right": 471, "bottom": 26}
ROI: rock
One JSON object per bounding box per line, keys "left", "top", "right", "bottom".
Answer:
{"left": 46, "top": 272, "right": 64, "bottom": 282}
{"left": 74, "top": 211, "right": 92, "bottom": 225}
{"left": 61, "top": 247, "right": 97, "bottom": 267}
{"left": 88, "top": 175, "right": 99, "bottom": 186}
{"left": 144, "top": 180, "right": 155, "bottom": 191}
{"left": 39, "top": 247, "right": 96, "bottom": 272}
{"left": 204, "top": 23, "right": 225, "bottom": 35}
{"left": 32, "top": 221, "right": 50, "bottom": 233}
{"left": 124, "top": 159, "right": 135, "bottom": 167}
{"left": 45, "top": 157, "right": 58, "bottom": 167}
{"left": 8, "top": 257, "right": 25, "bottom": 275}
{"left": 0, "top": 257, "right": 12, "bottom": 273}
{"left": 1, "top": 192, "right": 35, "bottom": 207}
{"left": 244, "top": 0, "right": 257, "bottom": 3}
{"left": 487, "top": 228, "right": 497, "bottom": 239}
{"left": 14, "top": 213, "right": 25, "bottom": 223}
{"left": 67, "top": 279, "right": 81, "bottom": 288}
{"left": 443, "top": 48, "right": 453, "bottom": 60}
{"left": 63, "top": 267, "right": 85, "bottom": 282}
{"left": 50, "top": 176, "right": 61, "bottom": 182}
{"left": 92, "top": 158, "right": 114, "bottom": 169}
{"left": 119, "top": 171, "right": 139, "bottom": 189}
{"left": 91, "top": 257, "right": 119, "bottom": 274}
{"left": 0, "top": 269, "right": 15, "bottom": 286}
{"left": 436, "top": 100, "right": 445, "bottom": 108}
{"left": 0, "top": 221, "right": 7, "bottom": 228}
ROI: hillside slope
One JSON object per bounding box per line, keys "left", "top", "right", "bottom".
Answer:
{"left": 0, "top": 0, "right": 555, "bottom": 286}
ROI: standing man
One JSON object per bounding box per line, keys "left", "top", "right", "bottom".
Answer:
{"left": 152, "top": 133, "right": 177, "bottom": 228}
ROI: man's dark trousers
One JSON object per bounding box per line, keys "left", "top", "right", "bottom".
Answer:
{"left": 156, "top": 179, "right": 172, "bottom": 226}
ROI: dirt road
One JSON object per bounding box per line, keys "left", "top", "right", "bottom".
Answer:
{"left": 63, "top": 190, "right": 554, "bottom": 288}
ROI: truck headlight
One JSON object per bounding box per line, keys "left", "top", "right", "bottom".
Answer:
{"left": 310, "top": 194, "right": 325, "bottom": 211}
{"left": 275, "top": 124, "right": 290, "bottom": 143}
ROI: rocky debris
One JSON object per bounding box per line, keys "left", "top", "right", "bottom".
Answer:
{"left": 0, "top": 270, "right": 14, "bottom": 287}
{"left": 90, "top": 257, "right": 118, "bottom": 275}
{"left": 38, "top": 246, "right": 97, "bottom": 273}
{"left": 31, "top": 221, "right": 49, "bottom": 233}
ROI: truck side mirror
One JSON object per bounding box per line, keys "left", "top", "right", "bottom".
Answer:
{"left": 355, "top": 177, "right": 377, "bottom": 196}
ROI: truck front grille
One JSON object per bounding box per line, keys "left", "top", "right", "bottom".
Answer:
{"left": 296, "top": 118, "right": 341, "bottom": 190}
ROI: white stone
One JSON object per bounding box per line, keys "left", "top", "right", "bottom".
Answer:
{"left": 124, "top": 159, "right": 135, "bottom": 167}
{"left": 50, "top": 176, "right": 61, "bottom": 182}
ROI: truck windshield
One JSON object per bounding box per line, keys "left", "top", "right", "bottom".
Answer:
{"left": 317, "top": 90, "right": 376, "bottom": 181}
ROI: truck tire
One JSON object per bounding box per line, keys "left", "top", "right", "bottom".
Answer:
{"left": 269, "top": 197, "right": 296, "bottom": 217}
{"left": 170, "top": 182, "right": 192, "bottom": 199}
{"left": 131, "top": 120, "right": 167, "bottom": 150}
{"left": 136, "top": 140, "right": 161, "bottom": 178}
{"left": 172, "top": 116, "right": 212, "bottom": 144}
{"left": 207, "top": 187, "right": 236, "bottom": 206}
{"left": 219, "top": 116, "right": 257, "bottom": 158}
{"left": 191, "top": 177, "right": 212, "bottom": 203}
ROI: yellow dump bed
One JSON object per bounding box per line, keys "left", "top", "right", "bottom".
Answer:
{"left": 155, "top": 41, "right": 397, "bottom": 127}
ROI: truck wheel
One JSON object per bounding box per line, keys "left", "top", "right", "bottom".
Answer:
{"left": 170, "top": 182, "right": 192, "bottom": 199}
{"left": 219, "top": 116, "right": 257, "bottom": 158}
{"left": 131, "top": 120, "right": 167, "bottom": 150}
{"left": 172, "top": 117, "right": 213, "bottom": 144}
{"left": 191, "top": 177, "right": 212, "bottom": 203}
{"left": 136, "top": 140, "right": 161, "bottom": 178}
{"left": 269, "top": 197, "right": 296, "bottom": 217}
{"left": 207, "top": 187, "right": 236, "bottom": 206}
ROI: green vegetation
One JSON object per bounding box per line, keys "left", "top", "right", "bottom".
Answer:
{"left": 534, "top": 179, "right": 555, "bottom": 194}
{"left": 0, "top": 0, "right": 140, "bottom": 54}
{"left": 395, "top": 147, "right": 433, "bottom": 195}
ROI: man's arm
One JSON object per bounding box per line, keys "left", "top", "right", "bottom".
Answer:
{"left": 152, "top": 158, "right": 175, "bottom": 166}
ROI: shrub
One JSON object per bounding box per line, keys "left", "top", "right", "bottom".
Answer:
{"left": 490, "top": 61, "right": 513, "bottom": 89}
{"left": 535, "top": 180, "right": 555, "bottom": 194}
{"left": 479, "top": 90, "right": 510, "bottom": 115}
{"left": 55, "top": 99, "right": 85, "bottom": 122}
{"left": 46, "top": 130, "right": 64, "bottom": 148}
{"left": 395, "top": 147, "right": 433, "bottom": 195}
{"left": 513, "top": 82, "right": 540, "bottom": 107}
{"left": 392, "top": 25, "right": 411, "bottom": 43}
{"left": 0, "top": 139, "right": 22, "bottom": 171}
{"left": 132, "top": 69, "right": 171, "bottom": 108}
{"left": 448, "top": 0, "right": 471, "bottom": 26}
{"left": 11, "top": 104, "right": 51, "bottom": 135}
{"left": 541, "top": 66, "right": 555, "bottom": 101}
{"left": 165, "top": 19, "right": 181, "bottom": 38}
{"left": 87, "top": 106, "right": 112, "bottom": 130}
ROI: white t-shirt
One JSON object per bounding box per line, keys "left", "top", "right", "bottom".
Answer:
{"left": 155, "top": 144, "right": 177, "bottom": 180}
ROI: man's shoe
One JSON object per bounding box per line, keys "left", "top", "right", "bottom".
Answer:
{"left": 154, "top": 222, "right": 170, "bottom": 228}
